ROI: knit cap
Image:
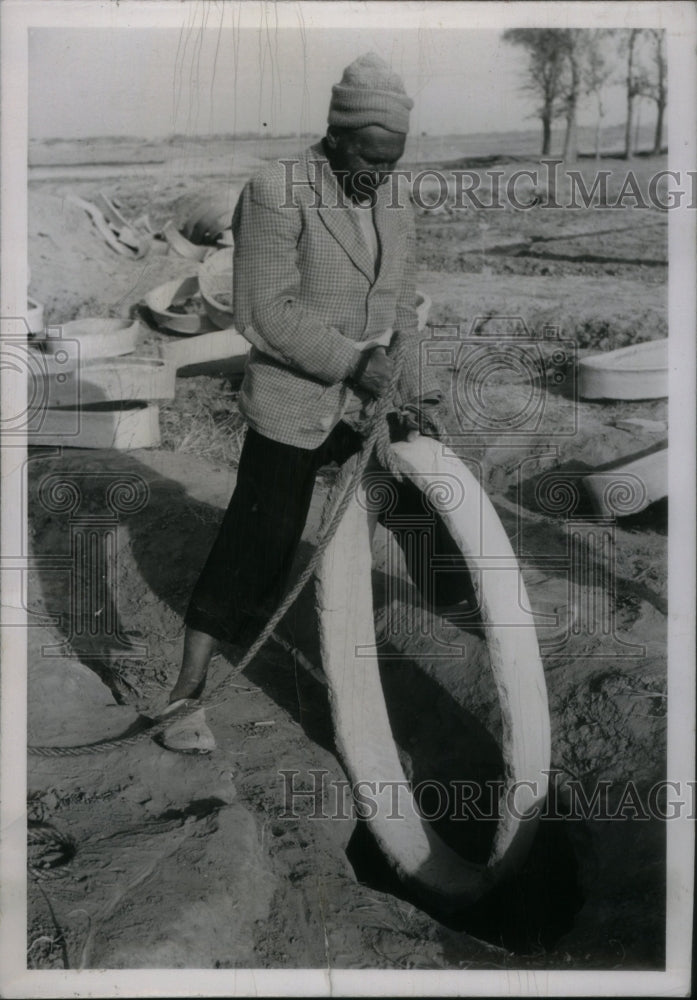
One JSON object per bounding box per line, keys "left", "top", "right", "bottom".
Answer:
{"left": 328, "top": 52, "right": 413, "bottom": 133}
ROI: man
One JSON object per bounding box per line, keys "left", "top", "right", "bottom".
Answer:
{"left": 159, "top": 53, "right": 465, "bottom": 752}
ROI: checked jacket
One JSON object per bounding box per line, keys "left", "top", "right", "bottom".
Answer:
{"left": 231, "top": 141, "right": 441, "bottom": 449}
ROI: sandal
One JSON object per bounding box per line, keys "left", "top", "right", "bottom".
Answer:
{"left": 156, "top": 699, "right": 216, "bottom": 754}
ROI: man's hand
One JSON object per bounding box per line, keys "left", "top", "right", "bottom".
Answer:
{"left": 400, "top": 396, "right": 444, "bottom": 437}
{"left": 353, "top": 346, "right": 393, "bottom": 398}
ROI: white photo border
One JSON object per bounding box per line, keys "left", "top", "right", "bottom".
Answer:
{"left": 1, "top": 1, "right": 694, "bottom": 996}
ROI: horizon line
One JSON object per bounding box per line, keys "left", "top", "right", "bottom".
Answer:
{"left": 29, "top": 120, "right": 651, "bottom": 144}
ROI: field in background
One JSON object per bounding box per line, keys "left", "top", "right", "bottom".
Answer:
{"left": 25, "top": 129, "right": 669, "bottom": 972}
{"left": 29, "top": 121, "right": 663, "bottom": 171}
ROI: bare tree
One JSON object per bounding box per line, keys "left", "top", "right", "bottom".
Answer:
{"left": 582, "top": 30, "right": 614, "bottom": 160}
{"left": 502, "top": 29, "right": 566, "bottom": 156}
{"left": 503, "top": 29, "right": 608, "bottom": 163}
{"left": 641, "top": 29, "right": 667, "bottom": 154}
{"left": 559, "top": 30, "right": 584, "bottom": 164}
{"left": 621, "top": 29, "right": 650, "bottom": 158}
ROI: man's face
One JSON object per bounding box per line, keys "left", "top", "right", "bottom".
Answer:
{"left": 325, "top": 125, "right": 407, "bottom": 203}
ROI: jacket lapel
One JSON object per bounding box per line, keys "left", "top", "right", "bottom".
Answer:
{"left": 307, "top": 147, "right": 378, "bottom": 284}
{"left": 371, "top": 185, "right": 398, "bottom": 286}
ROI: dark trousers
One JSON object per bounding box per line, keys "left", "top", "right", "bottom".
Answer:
{"left": 185, "top": 423, "right": 473, "bottom": 645}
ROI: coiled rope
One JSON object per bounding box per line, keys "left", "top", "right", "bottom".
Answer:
{"left": 29, "top": 334, "right": 416, "bottom": 757}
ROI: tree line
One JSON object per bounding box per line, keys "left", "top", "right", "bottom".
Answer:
{"left": 502, "top": 28, "right": 667, "bottom": 161}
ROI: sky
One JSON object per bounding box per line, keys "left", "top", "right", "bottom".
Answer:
{"left": 28, "top": 24, "right": 634, "bottom": 141}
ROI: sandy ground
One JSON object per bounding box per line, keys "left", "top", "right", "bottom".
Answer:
{"left": 25, "top": 137, "right": 668, "bottom": 971}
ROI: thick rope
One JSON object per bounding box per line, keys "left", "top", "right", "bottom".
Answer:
{"left": 28, "top": 335, "right": 409, "bottom": 757}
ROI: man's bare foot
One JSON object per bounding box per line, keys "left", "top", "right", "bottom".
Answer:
{"left": 157, "top": 699, "right": 216, "bottom": 754}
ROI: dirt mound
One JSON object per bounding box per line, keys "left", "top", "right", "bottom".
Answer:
{"left": 29, "top": 192, "right": 197, "bottom": 325}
